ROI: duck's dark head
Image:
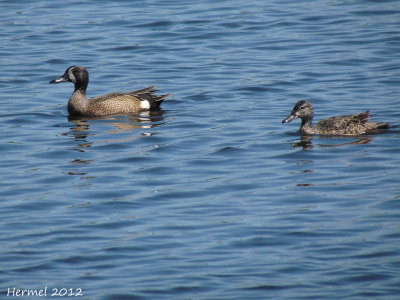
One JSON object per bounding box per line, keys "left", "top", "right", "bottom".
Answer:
{"left": 282, "top": 100, "right": 313, "bottom": 124}
{"left": 49, "top": 65, "right": 89, "bottom": 91}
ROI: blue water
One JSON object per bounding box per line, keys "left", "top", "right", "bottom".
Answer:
{"left": 1, "top": 0, "right": 400, "bottom": 299}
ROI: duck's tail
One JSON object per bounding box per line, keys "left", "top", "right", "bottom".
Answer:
{"left": 357, "top": 111, "right": 389, "bottom": 133}
{"left": 132, "top": 86, "right": 170, "bottom": 110}
{"left": 374, "top": 122, "right": 389, "bottom": 130}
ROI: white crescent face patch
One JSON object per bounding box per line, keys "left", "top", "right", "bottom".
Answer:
{"left": 68, "top": 67, "right": 76, "bottom": 83}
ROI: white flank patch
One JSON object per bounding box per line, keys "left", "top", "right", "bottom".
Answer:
{"left": 140, "top": 100, "right": 150, "bottom": 110}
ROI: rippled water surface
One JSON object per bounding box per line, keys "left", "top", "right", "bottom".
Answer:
{"left": 1, "top": 0, "right": 400, "bottom": 299}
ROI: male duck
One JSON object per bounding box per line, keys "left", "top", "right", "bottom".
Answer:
{"left": 282, "top": 100, "right": 388, "bottom": 135}
{"left": 50, "top": 66, "right": 169, "bottom": 117}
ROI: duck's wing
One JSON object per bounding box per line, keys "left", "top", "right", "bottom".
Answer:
{"left": 318, "top": 112, "right": 369, "bottom": 127}
{"left": 89, "top": 92, "right": 134, "bottom": 103}
{"left": 315, "top": 112, "right": 371, "bottom": 134}
{"left": 89, "top": 86, "right": 169, "bottom": 109}
{"left": 128, "top": 86, "right": 156, "bottom": 96}
{"left": 89, "top": 87, "right": 159, "bottom": 103}
{"left": 349, "top": 111, "right": 371, "bottom": 124}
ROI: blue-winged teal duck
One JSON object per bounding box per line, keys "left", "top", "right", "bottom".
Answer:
{"left": 282, "top": 100, "right": 388, "bottom": 135}
{"left": 50, "top": 66, "right": 169, "bottom": 117}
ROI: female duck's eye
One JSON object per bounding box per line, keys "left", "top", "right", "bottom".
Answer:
{"left": 300, "top": 106, "right": 305, "bottom": 109}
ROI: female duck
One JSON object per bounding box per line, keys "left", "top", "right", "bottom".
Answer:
{"left": 50, "top": 66, "right": 169, "bottom": 117}
{"left": 282, "top": 100, "right": 388, "bottom": 135}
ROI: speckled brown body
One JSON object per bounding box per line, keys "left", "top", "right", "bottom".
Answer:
{"left": 50, "top": 66, "right": 169, "bottom": 117}
{"left": 282, "top": 100, "right": 388, "bottom": 136}
{"left": 67, "top": 87, "right": 160, "bottom": 117}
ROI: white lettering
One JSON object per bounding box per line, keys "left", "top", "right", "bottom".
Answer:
{"left": 6, "top": 287, "right": 48, "bottom": 297}
{"left": 7, "top": 287, "right": 16, "bottom": 296}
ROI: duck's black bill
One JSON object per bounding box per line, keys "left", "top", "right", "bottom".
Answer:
{"left": 282, "top": 114, "right": 296, "bottom": 124}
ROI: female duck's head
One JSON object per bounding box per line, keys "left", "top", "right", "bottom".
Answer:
{"left": 282, "top": 100, "right": 313, "bottom": 124}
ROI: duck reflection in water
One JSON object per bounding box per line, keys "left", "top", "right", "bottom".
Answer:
{"left": 68, "top": 110, "right": 165, "bottom": 147}
{"left": 290, "top": 135, "right": 373, "bottom": 150}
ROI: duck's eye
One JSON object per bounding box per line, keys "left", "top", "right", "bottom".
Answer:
{"left": 300, "top": 106, "right": 305, "bottom": 109}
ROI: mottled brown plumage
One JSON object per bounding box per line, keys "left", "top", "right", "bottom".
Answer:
{"left": 50, "top": 66, "right": 169, "bottom": 117}
{"left": 282, "top": 100, "right": 388, "bottom": 135}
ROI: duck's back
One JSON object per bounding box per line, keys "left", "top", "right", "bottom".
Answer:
{"left": 83, "top": 86, "right": 168, "bottom": 116}
{"left": 314, "top": 111, "right": 388, "bottom": 135}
